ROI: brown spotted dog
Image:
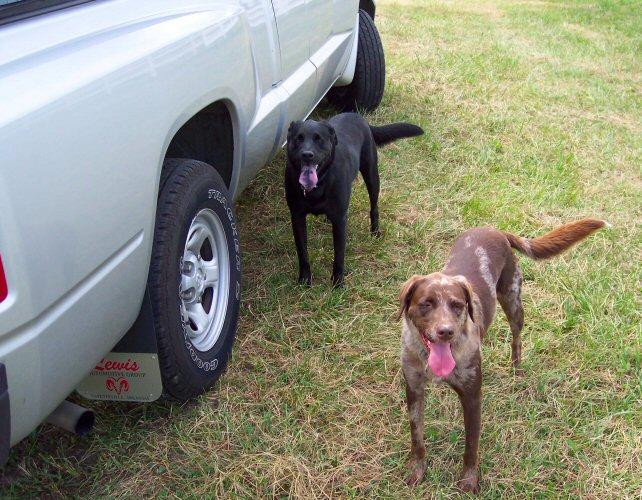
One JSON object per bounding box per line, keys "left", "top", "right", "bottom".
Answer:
{"left": 397, "top": 219, "right": 607, "bottom": 493}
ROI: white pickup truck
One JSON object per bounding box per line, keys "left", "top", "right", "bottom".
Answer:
{"left": 0, "top": 0, "right": 385, "bottom": 463}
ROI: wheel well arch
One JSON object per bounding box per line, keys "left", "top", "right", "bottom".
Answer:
{"left": 359, "top": 0, "right": 375, "bottom": 19}
{"left": 165, "top": 100, "right": 235, "bottom": 188}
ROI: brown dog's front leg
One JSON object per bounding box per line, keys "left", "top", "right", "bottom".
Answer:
{"left": 455, "top": 382, "right": 481, "bottom": 493}
{"left": 404, "top": 376, "right": 427, "bottom": 486}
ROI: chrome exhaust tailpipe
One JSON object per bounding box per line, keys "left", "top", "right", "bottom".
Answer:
{"left": 45, "top": 400, "right": 95, "bottom": 436}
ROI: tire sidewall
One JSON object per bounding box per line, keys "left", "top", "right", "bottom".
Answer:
{"left": 153, "top": 162, "right": 241, "bottom": 396}
{"left": 327, "top": 9, "right": 385, "bottom": 112}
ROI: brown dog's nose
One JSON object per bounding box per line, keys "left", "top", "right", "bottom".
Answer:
{"left": 436, "top": 326, "right": 454, "bottom": 340}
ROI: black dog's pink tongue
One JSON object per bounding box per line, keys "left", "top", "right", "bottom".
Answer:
{"left": 299, "top": 166, "right": 318, "bottom": 191}
{"left": 428, "top": 341, "right": 456, "bottom": 377}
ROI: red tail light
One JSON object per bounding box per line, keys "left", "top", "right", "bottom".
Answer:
{"left": 0, "top": 255, "right": 7, "bottom": 303}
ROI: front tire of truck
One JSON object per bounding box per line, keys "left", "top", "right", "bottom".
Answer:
{"left": 327, "top": 9, "right": 385, "bottom": 112}
{"left": 149, "top": 159, "right": 241, "bottom": 400}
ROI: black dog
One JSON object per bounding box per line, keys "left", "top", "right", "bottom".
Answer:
{"left": 285, "top": 113, "right": 423, "bottom": 287}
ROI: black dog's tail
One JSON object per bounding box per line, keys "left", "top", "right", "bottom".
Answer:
{"left": 369, "top": 122, "right": 424, "bottom": 147}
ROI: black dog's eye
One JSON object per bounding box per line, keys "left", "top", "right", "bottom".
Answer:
{"left": 296, "top": 134, "right": 304, "bottom": 142}
{"left": 313, "top": 133, "right": 321, "bottom": 142}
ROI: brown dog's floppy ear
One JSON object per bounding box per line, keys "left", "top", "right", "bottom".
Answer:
{"left": 396, "top": 275, "right": 424, "bottom": 321}
{"left": 452, "top": 275, "right": 476, "bottom": 322}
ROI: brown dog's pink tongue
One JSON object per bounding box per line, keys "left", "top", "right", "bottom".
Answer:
{"left": 428, "top": 342, "right": 456, "bottom": 377}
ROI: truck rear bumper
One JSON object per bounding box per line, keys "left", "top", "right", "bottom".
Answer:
{"left": 0, "top": 231, "right": 147, "bottom": 447}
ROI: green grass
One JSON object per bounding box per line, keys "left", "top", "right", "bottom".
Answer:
{"left": 2, "top": 0, "right": 641, "bottom": 497}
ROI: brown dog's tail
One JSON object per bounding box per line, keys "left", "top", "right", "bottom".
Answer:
{"left": 503, "top": 219, "right": 608, "bottom": 260}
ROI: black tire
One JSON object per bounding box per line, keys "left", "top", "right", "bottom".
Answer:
{"left": 148, "top": 158, "right": 241, "bottom": 400}
{"left": 327, "top": 9, "right": 385, "bottom": 112}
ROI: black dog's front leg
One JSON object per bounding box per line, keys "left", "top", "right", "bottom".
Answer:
{"left": 330, "top": 215, "right": 347, "bottom": 288}
{"left": 291, "top": 212, "right": 311, "bottom": 285}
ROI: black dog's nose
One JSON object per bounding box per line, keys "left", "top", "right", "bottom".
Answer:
{"left": 436, "top": 327, "right": 454, "bottom": 340}
{"left": 301, "top": 151, "right": 314, "bottom": 161}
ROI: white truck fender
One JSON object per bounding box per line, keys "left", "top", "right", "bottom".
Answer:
{"left": 334, "top": 13, "right": 360, "bottom": 87}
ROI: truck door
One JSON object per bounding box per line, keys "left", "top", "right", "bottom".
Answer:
{"left": 308, "top": 0, "right": 359, "bottom": 99}
{"left": 237, "top": 0, "right": 284, "bottom": 190}
{"left": 240, "top": 0, "right": 281, "bottom": 93}
{"left": 270, "top": 0, "right": 317, "bottom": 143}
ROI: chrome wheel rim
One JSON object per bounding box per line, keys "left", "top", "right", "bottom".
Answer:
{"left": 179, "top": 209, "right": 229, "bottom": 352}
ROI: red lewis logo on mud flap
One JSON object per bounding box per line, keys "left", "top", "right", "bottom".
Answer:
{"left": 106, "top": 377, "right": 130, "bottom": 395}
{"left": 94, "top": 358, "right": 140, "bottom": 372}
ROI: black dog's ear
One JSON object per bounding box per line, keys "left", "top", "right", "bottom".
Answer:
{"left": 323, "top": 122, "right": 338, "bottom": 147}
{"left": 287, "top": 121, "right": 302, "bottom": 142}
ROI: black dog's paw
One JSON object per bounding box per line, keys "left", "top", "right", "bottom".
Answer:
{"left": 370, "top": 211, "right": 380, "bottom": 237}
{"left": 331, "top": 273, "right": 345, "bottom": 289}
{"left": 298, "top": 272, "right": 312, "bottom": 287}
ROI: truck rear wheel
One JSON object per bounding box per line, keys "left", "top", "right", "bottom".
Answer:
{"left": 327, "top": 9, "right": 385, "bottom": 112}
{"left": 148, "top": 159, "right": 241, "bottom": 400}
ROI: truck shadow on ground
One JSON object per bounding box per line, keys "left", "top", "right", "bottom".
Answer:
{"left": 0, "top": 396, "right": 203, "bottom": 491}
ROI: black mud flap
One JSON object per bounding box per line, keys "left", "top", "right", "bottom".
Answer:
{"left": 0, "top": 363, "right": 10, "bottom": 467}
{"left": 76, "top": 290, "right": 163, "bottom": 402}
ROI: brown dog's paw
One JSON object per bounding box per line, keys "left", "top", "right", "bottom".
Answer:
{"left": 404, "top": 459, "right": 427, "bottom": 487}
{"left": 457, "top": 470, "right": 480, "bottom": 494}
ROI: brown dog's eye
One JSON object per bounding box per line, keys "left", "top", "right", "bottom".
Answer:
{"left": 420, "top": 300, "right": 433, "bottom": 309}
{"left": 450, "top": 301, "right": 464, "bottom": 314}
